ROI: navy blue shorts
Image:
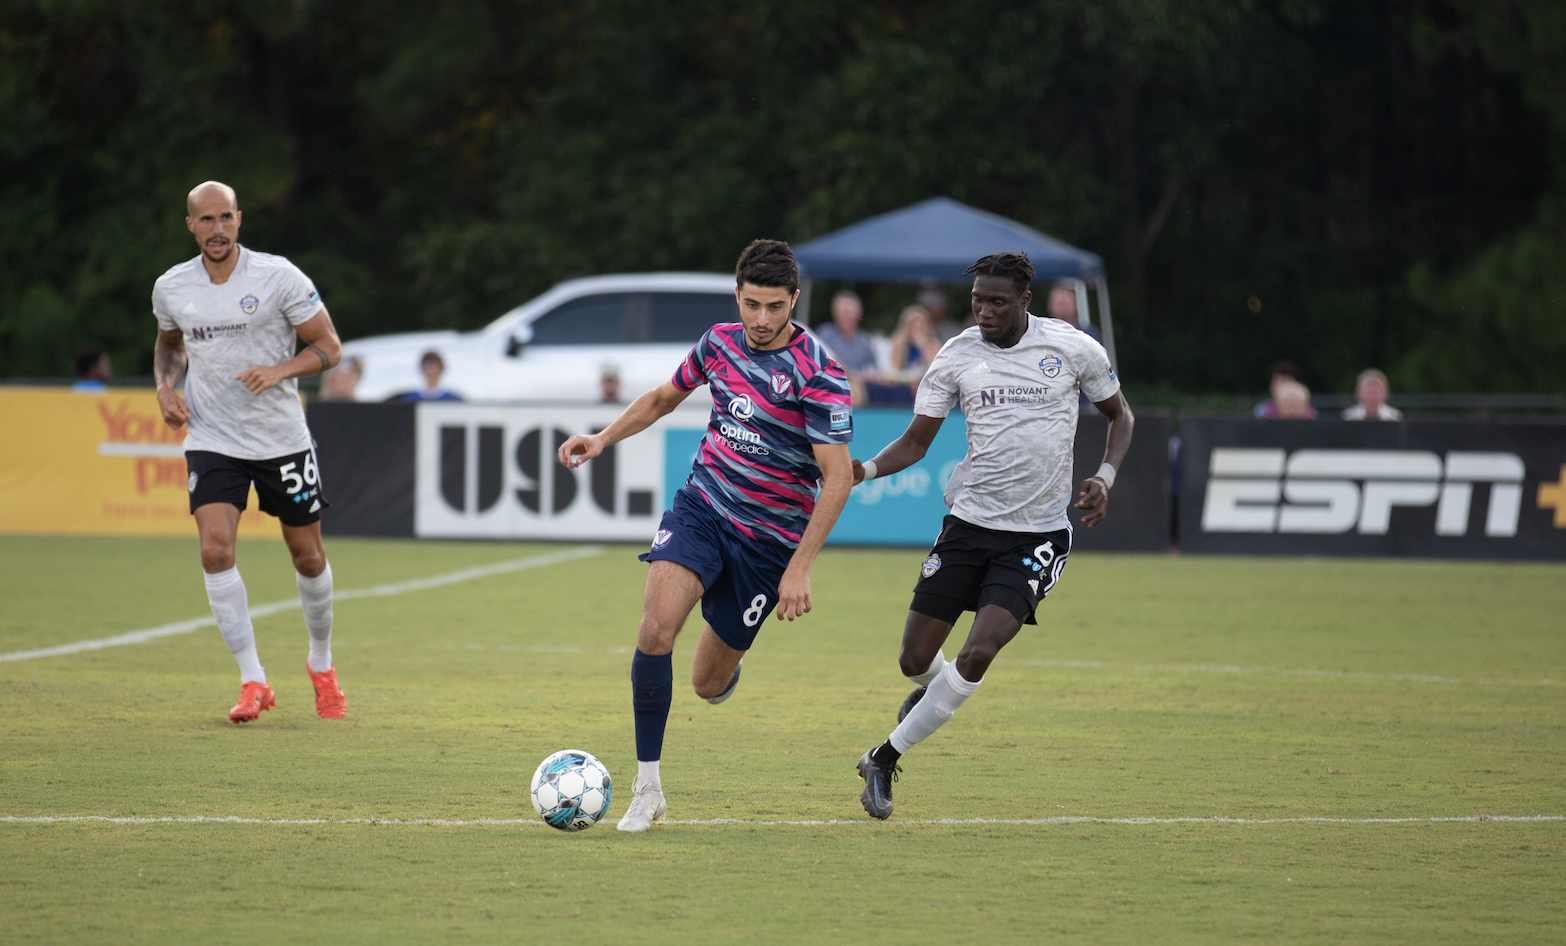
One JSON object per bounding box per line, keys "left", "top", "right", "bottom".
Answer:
{"left": 638, "top": 486, "right": 794, "bottom": 651}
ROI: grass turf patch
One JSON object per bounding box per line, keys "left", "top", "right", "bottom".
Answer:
{"left": 1, "top": 535, "right": 1562, "bottom": 943}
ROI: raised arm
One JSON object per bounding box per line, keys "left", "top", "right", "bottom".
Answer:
{"left": 154, "top": 327, "right": 191, "bottom": 429}
{"left": 557, "top": 379, "right": 694, "bottom": 469}
{"left": 1074, "top": 390, "right": 1135, "bottom": 526}
{"left": 850, "top": 413, "right": 946, "bottom": 485}
{"left": 235, "top": 309, "right": 343, "bottom": 395}
{"left": 775, "top": 442, "right": 854, "bottom": 621}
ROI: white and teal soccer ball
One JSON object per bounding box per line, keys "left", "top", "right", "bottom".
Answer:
{"left": 530, "top": 750, "right": 613, "bottom": 831}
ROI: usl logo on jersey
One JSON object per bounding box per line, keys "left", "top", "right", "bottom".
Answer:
{"left": 769, "top": 372, "right": 792, "bottom": 398}
{"left": 239, "top": 294, "right": 260, "bottom": 315}
{"left": 728, "top": 394, "right": 754, "bottom": 421}
{"left": 1039, "top": 354, "right": 1062, "bottom": 378}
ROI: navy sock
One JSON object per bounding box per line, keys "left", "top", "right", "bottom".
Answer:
{"left": 631, "top": 649, "right": 674, "bottom": 763}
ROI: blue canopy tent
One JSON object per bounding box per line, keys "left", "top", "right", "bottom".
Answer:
{"left": 793, "top": 197, "right": 1117, "bottom": 369}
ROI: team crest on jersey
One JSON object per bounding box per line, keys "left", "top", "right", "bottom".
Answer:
{"left": 769, "top": 372, "right": 792, "bottom": 398}
{"left": 651, "top": 529, "right": 674, "bottom": 551}
{"left": 1039, "top": 354, "right": 1062, "bottom": 378}
{"left": 188, "top": 472, "right": 198, "bottom": 493}
{"left": 921, "top": 553, "right": 942, "bottom": 578}
{"left": 239, "top": 294, "right": 260, "bottom": 315}
{"left": 728, "top": 394, "right": 754, "bottom": 420}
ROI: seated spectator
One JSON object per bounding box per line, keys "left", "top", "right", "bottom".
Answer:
{"left": 1046, "top": 282, "right": 1101, "bottom": 342}
{"left": 71, "top": 346, "right": 111, "bottom": 393}
{"left": 600, "top": 364, "right": 622, "bottom": 404}
{"left": 814, "top": 290, "right": 882, "bottom": 406}
{"left": 1273, "top": 379, "right": 1315, "bottom": 419}
{"left": 919, "top": 286, "right": 969, "bottom": 342}
{"left": 1254, "top": 360, "right": 1316, "bottom": 418}
{"left": 865, "top": 305, "right": 943, "bottom": 406}
{"left": 319, "top": 356, "right": 363, "bottom": 401}
{"left": 1342, "top": 368, "right": 1403, "bottom": 420}
{"left": 396, "top": 350, "right": 462, "bottom": 402}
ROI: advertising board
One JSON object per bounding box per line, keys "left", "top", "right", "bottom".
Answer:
{"left": 1178, "top": 417, "right": 1566, "bottom": 559}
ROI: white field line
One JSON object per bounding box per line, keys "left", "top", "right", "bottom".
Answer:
{"left": 1, "top": 814, "right": 1560, "bottom": 828}
{"left": 0, "top": 546, "right": 605, "bottom": 664}
{"left": 1020, "top": 659, "right": 1561, "bottom": 688}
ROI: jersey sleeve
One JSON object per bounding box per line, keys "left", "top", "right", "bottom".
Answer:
{"left": 801, "top": 360, "right": 853, "bottom": 444}
{"left": 670, "top": 331, "right": 711, "bottom": 391}
{"left": 277, "top": 263, "right": 326, "bottom": 327}
{"left": 1076, "top": 335, "right": 1120, "bottom": 403}
{"left": 912, "top": 345, "right": 961, "bottom": 418}
{"left": 152, "top": 279, "right": 178, "bottom": 332}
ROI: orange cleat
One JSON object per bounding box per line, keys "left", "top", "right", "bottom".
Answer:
{"left": 307, "top": 663, "right": 346, "bottom": 719}
{"left": 229, "top": 681, "right": 276, "bottom": 724}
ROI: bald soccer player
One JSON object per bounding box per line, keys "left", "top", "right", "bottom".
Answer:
{"left": 152, "top": 181, "right": 347, "bottom": 723}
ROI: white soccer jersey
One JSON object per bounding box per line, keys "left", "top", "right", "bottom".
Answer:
{"left": 153, "top": 247, "right": 325, "bottom": 460}
{"left": 916, "top": 314, "right": 1120, "bottom": 533}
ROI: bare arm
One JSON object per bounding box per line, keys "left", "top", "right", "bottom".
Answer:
{"left": 154, "top": 328, "right": 191, "bottom": 428}
{"left": 774, "top": 442, "right": 853, "bottom": 621}
{"left": 850, "top": 413, "right": 946, "bottom": 485}
{"left": 1075, "top": 390, "right": 1135, "bottom": 526}
{"left": 556, "top": 380, "right": 694, "bottom": 469}
{"left": 235, "top": 309, "right": 343, "bottom": 395}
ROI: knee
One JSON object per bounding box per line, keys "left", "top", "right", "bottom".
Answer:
{"left": 691, "top": 673, "right": 723, "bottom": 701}
{"left": 898, "top": 650, "right": 929, "bottom": 678}
{"left": 200, "top": 538, "right": 234, "bottom": 572}
{"left": 636, "top": 616, "right": 677, "bottom": 656}
{"left": 291, "top": 548, "right": 326, "bottom": 578}
{"left": 956, "top": 641, "right": 998, "bottom": 679}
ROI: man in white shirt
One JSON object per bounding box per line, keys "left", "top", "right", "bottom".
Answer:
{"left": 1342, "top": 369, "right": 1403, "bottom": 420}
{"left": 152, "top": 181, "right": 347, "bottom": 724}
{"left": 851, "top": 252, "right": 1134, "bottom": 820}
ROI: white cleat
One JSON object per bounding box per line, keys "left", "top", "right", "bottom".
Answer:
{"left": 616, "top": 778, "right": 668, "bottom": 833}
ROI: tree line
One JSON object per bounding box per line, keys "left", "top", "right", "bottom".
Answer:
{"left": 1, "top": 0, "right": 1561, "bottom": 395}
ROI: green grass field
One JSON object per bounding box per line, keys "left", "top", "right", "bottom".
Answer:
{"left": 1, "top": 534, "right": 1562, "bottom": 944}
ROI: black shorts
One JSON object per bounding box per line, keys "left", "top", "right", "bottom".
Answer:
{"left": 186, "top": 448, "right": 329, "bottom": 527}
{"left": 909, "top": 515, "right": 1071, "bottom": 626}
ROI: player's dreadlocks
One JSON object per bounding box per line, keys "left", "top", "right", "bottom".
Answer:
{"left": 736, "top": 239, "right": 799, "bottom": 294}
{"left": 964, "top": 252, "right": 1036, "bottom": 294}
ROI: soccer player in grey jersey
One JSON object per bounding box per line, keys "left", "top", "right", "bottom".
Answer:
{"left": 853, "top": 252, "right": 1135, "bottom": 819}
{"left": 152, "top": 181, "right": 348, "bottom": 724}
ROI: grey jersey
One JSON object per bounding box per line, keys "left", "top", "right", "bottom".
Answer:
{"left": 916, "top": 314, "right": 1119, "bottom": 533}
{"left": 153, "top": 247, "right": 324, "bottom": 460}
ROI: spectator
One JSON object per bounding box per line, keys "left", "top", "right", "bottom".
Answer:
{"left": 919, "top": 286, "right": 969, "bottom": 342}
{"left": 396, "top": 350, "right": 462, "bottom": 402}
{"left": 318, "top": 356, "right": 363, "bottom": 401}
{"left": 1342, "top": 368, "right": 1403, "bottom": 420}
{"left": 1045, "top": 282, "right": 1101, "bottom": 342}
{"left": 71, "top": 346, "right": 111, "bottom": 393}
{"left": 600, "top": 363, "right": 622, "bottom": 404}
{"left": 1273, "top": 379, "right": 1315, "bottom": 419}
{"left": 888, "top": 304, "right": 942, "bottom": 382}
{"left": 814, "top": 290, "right": 881, "bottom": 407}
{"left": 1254, "top": 360, "right": 1316, "bottom": 418}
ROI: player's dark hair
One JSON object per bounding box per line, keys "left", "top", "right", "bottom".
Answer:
{"left": 736, "top": 239, "right": 799, "bottom": 294}
{"left": 964, "top": 252, "right": 1035, "bottom": 294}
{"left": 75, "top": 345, "right": 107, "bottom": 378}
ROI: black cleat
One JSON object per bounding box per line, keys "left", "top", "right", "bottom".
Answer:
{"left": 857, "top": 749, "right": 900, "bottom": 820}
{"left": 897, "top": 686, "right": 927, "bottom": 723}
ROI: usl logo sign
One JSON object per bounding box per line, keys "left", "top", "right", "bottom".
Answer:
{"left": 414, "top": 404, "right": 709, "bottom": 540}
{"left": 1201, "top": 448, "right": 1525, "bottom": 537}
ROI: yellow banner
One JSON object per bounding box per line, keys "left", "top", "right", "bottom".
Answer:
{"left": 0, "top": 387, "right": 276, "bottom": 538}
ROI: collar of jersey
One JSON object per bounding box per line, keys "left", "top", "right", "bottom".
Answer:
{"left": 739, "top": 321, "right": 806, "bottom": 358}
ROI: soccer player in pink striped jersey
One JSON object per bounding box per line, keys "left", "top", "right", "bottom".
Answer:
{"left": 556, "top": 240, "right": 855, "bottom": 832}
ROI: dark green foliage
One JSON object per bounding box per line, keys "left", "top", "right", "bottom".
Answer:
{"left": 0, "top": 0, "right": 1559, "bottom": 395}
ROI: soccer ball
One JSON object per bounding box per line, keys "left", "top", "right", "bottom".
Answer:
{"left": 530, "top": 750, "right": 613, "bottom": 831}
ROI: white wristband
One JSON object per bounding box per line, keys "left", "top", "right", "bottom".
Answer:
{"left": 861, "top": 459, "right": 879, "bottom": 481}
{"left": 1094, "top": 462, "right": 1117, "bottom": 490}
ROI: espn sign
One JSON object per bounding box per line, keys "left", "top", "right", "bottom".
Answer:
{"left": 1202, "top": 449, "right": 1523, "bottom": 536}
{"left": 1179, "top": 418, "right": 1566, "bottom": 560}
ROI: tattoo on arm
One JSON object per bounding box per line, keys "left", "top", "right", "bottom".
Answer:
{"left": 154, "top": 334, "right": 187, "bottom": 388}
{"left": 306, "top": 344, "right": 331, "bottom": 374}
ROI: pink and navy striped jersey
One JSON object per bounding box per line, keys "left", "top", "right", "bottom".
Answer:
{"left": 672, "top": 322, "right": 853, "bottom": 548}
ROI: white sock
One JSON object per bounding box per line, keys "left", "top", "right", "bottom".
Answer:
{"left": 908, "top": 649, "right": 948, "bottom": 687}
{"left": 204, "top": 567, "right": 265, "bottom": 685}
{"left": 297, "top": 562, "right": 334, "bottom": 673}
{"left": 637, "top": 760, "right": 662, "bottom": 793}
{"left": 888, "top": 660, "right": 981, "bottom": 753}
